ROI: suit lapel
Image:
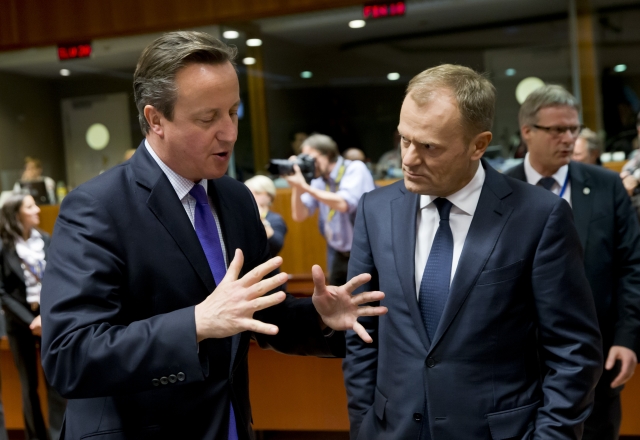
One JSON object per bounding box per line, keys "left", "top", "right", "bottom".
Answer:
{"left": 429, "top": 164, "right": 514, "bottom": 352}
{"left": 207, "top": 179, "right": 244, "bottom": 370}
{"left": 568, "top": 162, "right": 591, "bottom": 249}
{"left": 132, "top": 144, "right": 216, "bottom": 294}
{"left": 391, "top": 184, "right": 431, "bottom": 349}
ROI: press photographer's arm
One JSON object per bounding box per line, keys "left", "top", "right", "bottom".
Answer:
{"left": 286, "top": 163, "right": 348, "bottom": 222}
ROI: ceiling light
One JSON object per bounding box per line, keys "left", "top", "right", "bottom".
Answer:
{"left": 223, "top": 30, "right": 239, "bottom": 39}
{"left": 300, "top": 71, "right": 313, "bottom": 79}
{"left": 387, "top": 72, "right": 400, "bottom": 81}
{"left": 505, "top": 68, "right": 516, "bottom": 76}
{"left": 242, "top": 57, "right": 256, "bottom": 65}
{"left": 349, "top": 20, "right": 366, "bottom": 29}
{"left": 59, "top": 69, "right": 71, "bottom": 76}
{"left": 247, "top": 38, "right": 262, "bottom": 47}
{"left": 614, "top": 64, "right": 627, "bottom": 73}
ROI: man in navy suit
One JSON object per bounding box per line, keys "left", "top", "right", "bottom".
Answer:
{"left": 505, "top": 85, "right": 640, "bottom": 440}
{"left": 40, "top": 31, "right": 386, "bottom": 440}
{"left": 343, "top": 65, "right": 603, "bottom": 439}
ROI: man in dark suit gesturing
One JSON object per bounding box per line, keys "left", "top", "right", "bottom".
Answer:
{"left": 505, "top": 85, "right": 640, "bottom": 440}
{"left": 343, "top": 65, "right": 603, "bottom": 439}
{"left": 40, "top": 32, "right": 386, "bottom": 440}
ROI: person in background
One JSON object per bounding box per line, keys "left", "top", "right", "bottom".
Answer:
{"left": 0, "top": 313, "right": 7, "bottom": 440}
{"left": 290, "top": 131, "right": 308, "bottom": 156}
{"left": 13, "top": 157, "right": 56, "bottom": 205}
{"left": 620, "top": 112, "right": 640, "bottom": 196}
{"left": 572, "top": 128, "right": 602, "bottom": 165}
{"left": 506, "top": 85, "right": 640, "bottom": 440}
{"left": 343, "top": 148, "right": 366, "bottom": 162}
{"left": 375, "top": 130, "right": 402, "bottom": 179}
{"left": 0, "top": 194, "right": 65, "bottom": 440}
{"left": 286, "top": 134, "right": 375, "bottom": 286}
{"left": 244, "top": 175, "right": 287, "bottom": 257}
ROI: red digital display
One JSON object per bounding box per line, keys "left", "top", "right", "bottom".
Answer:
{"left": 57, "top": 43, "right": 92, "bottom": 61}
{"left": 363, "top": 1, "right": 406, "bottom": 19}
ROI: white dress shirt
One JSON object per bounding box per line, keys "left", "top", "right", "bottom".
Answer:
{"left": 415, "top": 164, "right": 486, "bottom": 298}
{"left": 145, "top": 140, "right": 228, "bottom": 267}
{"left": 523, "top": 152, "right": 572, "bottom": 206}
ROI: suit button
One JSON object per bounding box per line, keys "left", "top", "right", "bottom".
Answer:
{"left": 426, "top": 357, "right": 436, "bottom": 368}
{"left": 169, "top": 374, "right": 177, "bottom": 383}
{"left": 177, "top": 372, "right": 185, "bottom": 382}
{"left": 152, "top": 379, "right": 160, "bottom": 387}
{"left": 413, "top": 413, "right": 423, "bottom": 422}
{"left": 160, "top": 376, "right": 168, "bottom": 385}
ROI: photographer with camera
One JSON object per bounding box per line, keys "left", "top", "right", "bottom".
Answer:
{"left": 283, "top": 134, "right": 375, "bottom": 285}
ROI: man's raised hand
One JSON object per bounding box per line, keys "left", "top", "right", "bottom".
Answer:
{"left": 311, "top": 265, "right": 387, "bottom": 343}
{"left": 194, "top": 249, "right": 287, "bottom": 342}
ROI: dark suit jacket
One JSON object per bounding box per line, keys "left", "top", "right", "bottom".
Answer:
{"left": 506, "top": 161, "right": 640, "bottom": 389}
{"left": 343, "top": 162, "right": 602, "bottom": 439}
{"left": 40, "top": 143, "right": 344, "bottom": 440}
{"left": 0, "top": 233, "right": 49, "bottom": 332}
{"left": 265, "top": 210, "right": 287, "bottom": 257}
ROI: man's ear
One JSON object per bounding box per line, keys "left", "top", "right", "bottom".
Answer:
{"left": 470, "top": 131, "right": 492, "bottom": 160}
{"left": 144, "top": 105, "right": 164, "bottom": 138}
{"left": 520, "top": 124, "right": 533, "bottom": 145}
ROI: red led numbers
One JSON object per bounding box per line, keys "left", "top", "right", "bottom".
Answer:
{"left": 57, "top": 43, "right": 92, "bottom": 61}
{"left": 363, "top": 1, "right": 406, "bottom": 19}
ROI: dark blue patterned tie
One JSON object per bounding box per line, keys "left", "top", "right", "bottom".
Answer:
{"left": 188, "top": 184, "right": 237, "bottom": 440}
{"left": 419, "top": 198, "right": 454, "bottom": 340}
{"left": 538, "top": 177, "right": 556, "bottom": 191}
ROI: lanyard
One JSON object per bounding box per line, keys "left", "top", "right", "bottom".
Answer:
{"left": 558, "top": 171, "right": 570, "bottom": 199}
{"left": 325, "top": 162, "right": 346, "bottom": 224}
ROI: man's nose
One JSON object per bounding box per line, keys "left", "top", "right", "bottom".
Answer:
{"left": 402, "top": 144, "right": 420, "bottom": 167}
{"left": 218, "top": 115, "right": 238, "bottom": 143}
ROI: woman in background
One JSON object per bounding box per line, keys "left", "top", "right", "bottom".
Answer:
{"left": 0, "top": 194, "right": 65, "bottom": 440}
{"left": 245, "top": 175, "right": 287, "bottom": 256}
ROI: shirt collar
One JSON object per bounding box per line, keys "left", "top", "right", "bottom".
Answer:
{"left": 523, "top": 152, "right": 568, "bottom": 188}
{"left": 327, "top": 156, "right": 347, "bottom": 182}
{"left": 419, "top": 162, "right": 486, "bottom": 216}
{"left": 145, "top": 139, "right": 207, "bottom": 199}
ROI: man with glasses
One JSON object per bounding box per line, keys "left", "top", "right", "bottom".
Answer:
{"left": 506, "top": 85, "right": 640, "bottom": 440}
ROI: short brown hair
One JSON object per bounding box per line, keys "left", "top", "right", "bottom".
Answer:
{"left": 518, "top": 85, "right": 580, "bottom": 127}
{"left": 302, "top": 134, "right": 339, "bottom": 163}
{"left": 25, "top": 156, "right": 42, "bottom": 168}
{"left": 406, "top": 64, "right": 496, "bottom": 139}
{"left": 133, "top": 31, "right": 237, "bottom": 134}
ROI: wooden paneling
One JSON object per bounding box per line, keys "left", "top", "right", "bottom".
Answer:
{"left": 247, "top": 46, "right": 271, "bottom": 176}
{"left": 0, "top": 0, "right": 365, "bottom": 51}
{"left": 271, "top": 188, "right": 327, "bottom": 276}
{"left": 248, "top": 344, "right": 349, "bottom": 431}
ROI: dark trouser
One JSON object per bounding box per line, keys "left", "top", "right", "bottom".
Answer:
{"left": 7, "top": 325, "right": 66, "bottom": 440}
{"left": 582, "top": 367, "right": 622, "bottom": 440}
{"left": 329, "top": 248, "right": 350, "bottom": 287}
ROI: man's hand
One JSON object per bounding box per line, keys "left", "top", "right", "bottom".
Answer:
{"left": 620, "top": 172, "right": 638, "bottom": 197}
{"left": 311, "top": 265, "right": 387, "bottom": 343}
{"left": 606, "top": 345, "right": 638, "bottom": 388}
{"left": 194, "top": 249, "right": 288, "bottom": 342}
{"left": 285, "top": 164, "right": 308, "bottom": 191}
{"left": 30, "top": 315, "right": 42, "bottom": 336}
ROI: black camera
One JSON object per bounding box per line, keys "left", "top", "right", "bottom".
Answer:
{"left": 268, "top": 154, "right": 316, "bottom": 183}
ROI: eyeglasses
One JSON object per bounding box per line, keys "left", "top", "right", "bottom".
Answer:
{"left": 533, "top": 124, "right": 583, "bottom": 138}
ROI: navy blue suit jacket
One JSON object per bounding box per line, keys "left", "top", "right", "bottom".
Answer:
{"left": 40, "top": 143, "right": 344, "bottom": 440}
{"left": 506, "top": 161, "right": 640, "bottom": 392}
{"left": 343, "top": 161, "right": 602, "bottom": 439}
